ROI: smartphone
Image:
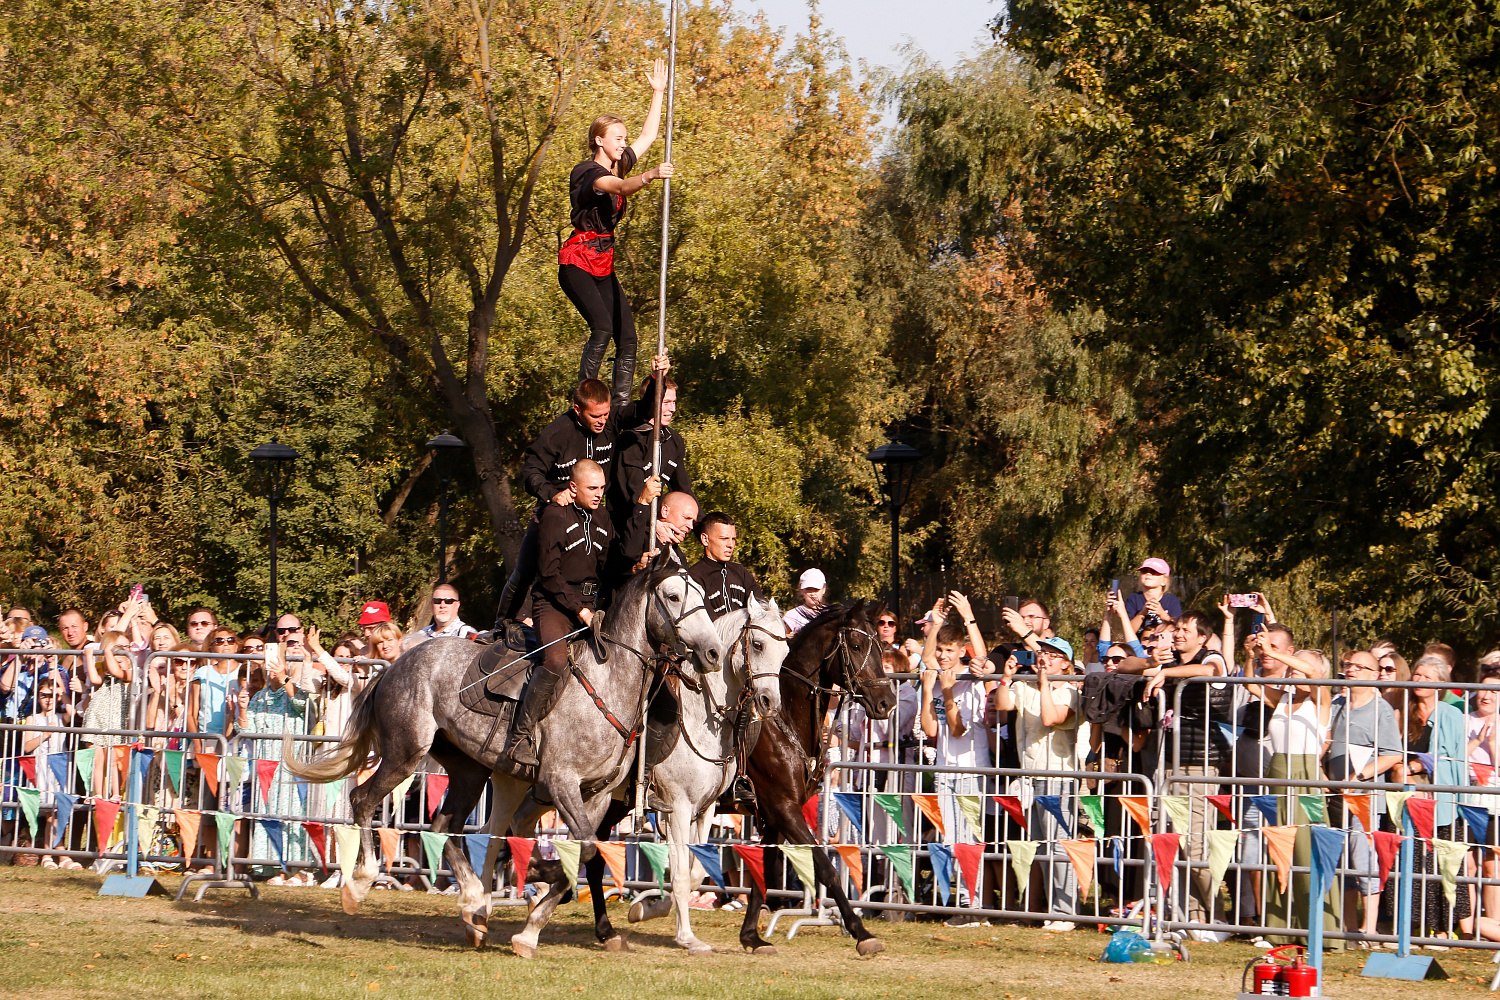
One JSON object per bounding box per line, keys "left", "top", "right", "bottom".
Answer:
{"left": 1252, "top": 619, "right": 1266, "bottom": 635}
{"left": 129, "top": 583, "right": 145, "bottom": 602}
{"left": 1003, "top": 596, "right": 1020, "bottom": 612}
{"left": 1109, "top": 579, "right": 1120, "bottom": 597}
{"left": 1229, "top": 593, "right": 1259, "bottom": 609}
{"left": 1013, "top": 649, "right": 1036, "bottom": 668}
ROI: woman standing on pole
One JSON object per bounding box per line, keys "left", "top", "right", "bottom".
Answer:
{"left": 561, "top": 57, "right": 674, "bottom": 407}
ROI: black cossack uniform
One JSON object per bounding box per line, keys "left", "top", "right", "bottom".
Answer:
{"left": 532, "top": 501, "right": 613, "bottom": 676}
{"left": 688, "top": 558, "right": 764, "bottom": 620}
{"left": 609, "top": 421, "right": 693, "bottom": 563}
{"left": 522, "top": 402, "right": 638, "bottom": 503}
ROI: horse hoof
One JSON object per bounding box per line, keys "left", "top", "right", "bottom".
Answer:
{"left": 340, "top": 883, "right": 361, "bottom": 916}
{"left": 465, "top": 926, "right": 486, "bottom": 949}
{"left": 604, "top": 936, "right": 631, "bottom": 953}
{"left": 856, "top": 937, "right": 885, "bottom": 956}
{"left": 628, "top": 895, "right": 672, "bottom": 923}
{"left": 687, "top": 943, "right": 713, "bottom": 956}
{"left": 751, "top": 944, "right": 778, "bottom": 956}
{"left": 511, "top": 937, "right": 536, "bottom": 960}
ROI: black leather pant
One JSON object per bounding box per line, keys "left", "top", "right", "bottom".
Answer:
{"left": 495, "top": 513, "right": 542, "bottom": 624}
{"left": 560, "top": 264, "right": 637, "bottom": 409}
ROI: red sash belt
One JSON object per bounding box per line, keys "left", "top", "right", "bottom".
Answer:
{"left": 559, "top": 230, "right": 615, "bottom": 277}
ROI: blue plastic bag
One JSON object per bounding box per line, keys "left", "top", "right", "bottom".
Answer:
{"left": 1101, "top": 929, "right": 1153, "bottom": 963}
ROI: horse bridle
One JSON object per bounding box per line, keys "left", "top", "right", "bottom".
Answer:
{"left": 597, "top": 566, "right": 706, "bottom": 668}
{"left": 674, "top": 613, "right": 787, "bottom": 767}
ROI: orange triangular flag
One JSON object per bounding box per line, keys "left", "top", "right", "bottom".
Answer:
{"left": 1343, "top": 794, "right": 1373, "bottom": 834}
{"left": 834, "top": 844, "right": 864, "bottom": 892}
{"left": 356, "top": 766, "right": 378, "bottom": 787}
{"left": 1060, "top": 839, "right": 1096, "bottom": 898}
{"left": 173, "top": 809, "right": 203, "bottom": 860}
{"left": 911, "top": 794, "right": 945, "bottom": 837}
{"left": 1262, "top": 826, "right": 1298, "bottom": 893}
{"left": 195, "top": 753, "right": 221, "bottom": 795}
{"left": 1120, "top": 795, "right": 1152, "bottom": 832}
{"left": 377, "top": 827, "right": 400, "bottom": 869}
{"left": 110, "top": 745, "right": 132, "bottom": 790}
{"left": 596, "top": 841, "right": 629, "bottom": 891}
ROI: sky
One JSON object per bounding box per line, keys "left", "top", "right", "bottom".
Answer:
{"left": 728, "top": 0, "right": 1001, "bottom": 76}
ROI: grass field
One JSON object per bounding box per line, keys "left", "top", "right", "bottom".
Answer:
{"left": 0, "top": 868, "right": 1492, "bottom": 999}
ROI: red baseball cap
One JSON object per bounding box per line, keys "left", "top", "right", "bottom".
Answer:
{"left": 357, "top": 601, "right": 390, "bottom": 626}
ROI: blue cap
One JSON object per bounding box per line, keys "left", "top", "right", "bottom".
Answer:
{"left": 20, "top": 625, "right": 50, "bottom": 645}
{"left": 1038, "top": 636, "right": 1074, "bottom": 661}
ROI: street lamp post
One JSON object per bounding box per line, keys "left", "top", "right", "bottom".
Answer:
{"left": 249, "top": 438, "right": 299, "bottom": 627}
{"left": 867, "top": 437, "right": 923, "bottom": 624}
{"left": 425, "top": 431, "right": 468, "bottom": 585}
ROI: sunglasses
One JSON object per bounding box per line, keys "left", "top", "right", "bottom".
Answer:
{"left": 188, "top": 619, "right": 214, "bottom": 628}
{"left": 432, "top": 597, "right": 458, "bottom": 605}
{"left": 1103, "top": 655, "right": 1127, "bottom": 664}
{"left": 242, "top": 644, "right": 265, "bottom": 652}
{"left": 276, "top": 626, "right": 303, "bottom": 635}
{"left": 877, "top": 620, "right": 897, "bottom": 627}
{"left": 212, "top": 637, "right": 238, "bottom": 646}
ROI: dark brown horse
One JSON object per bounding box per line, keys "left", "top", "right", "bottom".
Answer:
{"left": 738, "top": 600, "right": 896, "bottom": 955}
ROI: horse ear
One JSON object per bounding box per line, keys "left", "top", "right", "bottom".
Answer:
{"left": 746, "top": 593, "right": 761, "bottom": 614}
{"left": 767, "top": 596, "right": 780, "bottom": 617}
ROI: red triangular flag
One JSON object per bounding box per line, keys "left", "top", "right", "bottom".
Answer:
{"left": 834, "top": 844, "right": 864, "bottom": 892}
{"left": 425, "top": 774, "right": 449, "bottom": 819}
{"left": 801, "top": 794, "right": 820, "bottom": 838}
{"left": 954, "top": 842, "right": 985, "bottom": 902}
{"left": 255, "top": 759, "right": 279, "bottom": 805}
{"left": 1372, "top": 831, "right": 1404, "bottom": 894}
{"left": 94, "top": 798, "right": 122, "bottom": 849}
{"left": 1151, "top": 832, "right": 1180, "bottom": 891}
{"left": 195, "top": 752, "right": 221, "bottom": 795}
{"left": 304, "top": 821, "right": 328, "bottom": 873}
{"left": 1473, "top": 763, "right": 1495, "bottom": 786}
{"left": 1206, "top": 794, "right": 1236, "bottom": 825}
{"left": 992, "top": 794, "right": 1027, "bottom": 829}
{"left": 733, "top": 844, "right": 767, "bottom": 897}
{"left": 17, "top": 756, "right": 36, "bottom": 784}
{"left": 1404, "top": 796, "right": 1436, "bottom": 845}
{"left": 506, "top": 836, "right": 536, "bottom": 886}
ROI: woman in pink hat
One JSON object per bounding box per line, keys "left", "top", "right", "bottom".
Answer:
{"left": 1127, "top": 558, "right": 1182, "bottom": 632}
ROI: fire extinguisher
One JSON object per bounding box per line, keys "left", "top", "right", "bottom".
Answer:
{"left": 1243, "top": 945, "right": 1320, "bottom": 997}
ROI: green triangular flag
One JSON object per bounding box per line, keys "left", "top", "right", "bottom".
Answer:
{"left": 162, "top": 750, "right": 185, "bottom": 793}
{"left": 957, "top": 795, "right": 985, "bottom": 840}
{"left": 74, "top": 748, "right": 96, "bottom": 796}
{"left": 1162, "top": 795, "right": 1192, "bottom": 834}
{"left": 1007, "top": 840, "right": 1038, "bottom": 887}
{"left": 638, "top": 840, "right": 670, "bottom": 889}
{"left": 325, "top": 777, "right": 345, "bottom": 804}
{"left": 16, "top": 788, "right": 41, "bottom": 840}
{"left": 1207, "top": 829, "right": 1239, "bottom": 890}
{"left": 419, "top": 830, "right": 449, "bottom": 878}
{"left": 781, "top": 844, "right": 819, "bottom": 892}
{"left": 213, "top": 812, "right": 236, "bottom": 863}
{"left": 873, "top": 794, "right": 908, "bottom": 840}
{"left": 553, "top": 839, "right": 582, "bottom": 890}
{"left": 1298, "top": 794, "right": 1326, "bottom": 824}
{"left": 1079, "top": 795, "right": 1106, "bottom": 834}
{"left": 223, "top": 756, "right": 246, "bottom": 790}
{"left": 879, "top": 843, "right": 915, "bottom": 899}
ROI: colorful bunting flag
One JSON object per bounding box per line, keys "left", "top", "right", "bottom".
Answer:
{"left": 356, "top": 766, "right": 378, "bottom": 786}
{"left": 872, "top": 794, "right": 908, "bottom": 839}
{"left": 1308, "top": 825, "right": 1347, "bottom": 893}
{"left": 132, "top": 748, "right": 155, "bottom": 795}
{"left": 957, "top": 794, "right": 986, "bottom": 840}
{"left": 1474, "top": 762, "right": 1496, "bottom": 786}
{"left": 506, "top": 836, "right": 536, "bottom": 886}
{"left": 1298, "top": 794, "right": 1326, "bottom": 825}
{"left": 1343, "top": 794, "right": 1373, "bottom": 833}
{"left": 732, "top": 844, "right": 767, "bottom": 896}
{"left": 303, "top": 821, "right": 328, "bottom": 873}
{"left": 954, "top": 842, "right": 984, "bottom": 902}
{"left": 1372, "top": 831, "right": 1403, "bottom": 894}
{"left": 110, "top": 745, "right": 131, "bottom": 790}
{"left": 552, "top": 839, "right": 582, "bottom": 890}
{"left": 1262, "top": 826, "right": 1298, "bottom": 893}
{"left": 597, "top": 840, "right": 630, "bottom": 891}
{"left": 1007, "top": 840, "right": 1038, "bottom": 887}
{"left": 637, "top": 840, "right": 670, "bottom": 889}
{"left": 419, "top": 830, "right": 449, "bottom": 878}
{"left": 1385, "top": 791, "right": 1413, "bottom": 825}
{"left": 1150, "top": 833, "right": 1180, "bottom": 891}
{"left": 687, "top": 843, "right": 725, "bottom": 892}
{"left": 94, "top": 798, "right": 122, "bottom": 850}
{"left": 1405, "top": 797, "right": 1436, "bottom": 845}
{"left": 781, "top": 844, "right": 819, "bottom": 894}
{"left": 1119, "top": 795, "right": 1152, "bottom": 832}
{"left": 136, "top": 804, "right": 160, "bottom": 853}
{"left": 223, "top": 756, "right": 246, "bottom": 791}
{"left": 52, "top": 792, "right": 78, "bottom": 848}
{"left": 337, "top": 825, "right": 364, "bottom": 883}
{"left": 195, "top": 753, "right": 221, "bottom": 796}
{"left": 833, "top": 792, "right": 865, "bottom": 840}
{"left": 879, "top": 843, "right": 915, "bottom": 899}
{"left": 174, "top": 809, "right": 201, "bottom": 860}
{"left": 162, "top": 750, "right": 185, "bottom": 794}
{"left": 801, "top": 795, "right": 821, "bottom": 837}
{"left": 15, "top": 788, "right": 40, "bottom": 839}
{"left": 47, "top": 752, "right": 68, "bottom": 791}
{"left": 390, "top": 774, "right": 415, "bottom": 814}
{"left": 325, "top": 777, "right": 345, "bottom": 806}
{"left": 1434, "top": 838, "right": 1468, "bottom": 906}
{"left": 834, "top": 844, "right": 864, "bottom": 892}
{"left": 1079, "top": 794, "right": 1106, "bottom": 834}
{"left": 1111, "top": 836, "right": 1124, "bottom": 880}
{"left": 256, "top": 760, "right": 280, "bottom": 805}
{"left": 1059, "top": 839, "right": 1095, "bottom": 898}
{"left": 1037, "top": 795, "right": 1073, "bottom": 838}
{"left": 378, "top": 827, "right": 401, "bottom": 870}
{"left": 1161, "top": 795, "right": 1192, "bottom": 834}
{"left": 1459, "top": 804, "right": 1491, "bottom": 842}
{"left": 911, "top": 794, "right": 945, "bottom": 837}
{"left": 927, "top": 842, "right": 954, "bottom": 905}
{"left": 464, "top": 833, "right": 491, "bottom": 882}
{"left": 213, "top": 811, "right": 235, "bottom": 866}
{"left": 1206, "top": 794, "right": 1236, "bottom": 825}
{"left": 425, "top": 774, "right": 449, "bottom": 819}
{"left": 994, "top": 794, "right": 1028, "bottom": 830}
{"left": 74, "top": 748, "right": 96, "bottom": 796}
{"left": 16, "top": 756, "right": 36, "bottom": 785}
{"left": 1248, "top": 795, "right": 1280, "bottom": 824}
{"left": 1207, "top": 830, "right": 1239, "bottom": 890}
{"left": 260, "top": 818, "right": 287, "bottom": 872}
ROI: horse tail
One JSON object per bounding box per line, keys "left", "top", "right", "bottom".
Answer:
{"left": 284, "top": 670, "right": 385, "bottom": 783}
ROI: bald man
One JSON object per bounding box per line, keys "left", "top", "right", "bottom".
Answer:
{"left": 605, "top": 489, "right": 698, "bottom": 598}
{"left": 502, "top": 460, "right": 614, "bottom": 771}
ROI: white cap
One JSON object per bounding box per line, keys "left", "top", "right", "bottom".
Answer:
{"left": 798, "top": 568, "right": 827, "bottom": 590}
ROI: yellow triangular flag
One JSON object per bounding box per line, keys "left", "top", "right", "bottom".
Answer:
{"left": 1007, "top": 840, "right": 1038, "bottom": 887}
{"left": 1161, "top": 795, "right": 1192, "bottom": 834}
{"left": 1207, "top": 829, "right": 1240, "bottom": 890}
{"left": 553, "top": 839, "right": 582, "bottom": 889}
{"left": 781, "top": 844, "right": 819, "bottom": 892}
{"left": 957, "top": 795, "right": 985, "bottom": 840}
{"left": 1434, "top": 839, "right": 1468, "bottom": 906}
{"left": 335, "top": 825, "right": 362, "bottom": 884}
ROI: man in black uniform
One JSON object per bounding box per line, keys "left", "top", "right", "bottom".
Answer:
{"left": 606, "top": 489, "right": 698, "bottom": 599}
{"left": 493, "top": 354, "right": 669, "bottom": 626}
{"left": 688, "top": 511, "right": 764, "bottom": 620}
{"left": 502, "top": 459, "right": 614, "bottom": 770}
{"left": 611, "top": 372, "right": 693, "bottom": 517}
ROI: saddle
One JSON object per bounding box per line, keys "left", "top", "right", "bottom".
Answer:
{"left": 458, "top": 634, "right": 538, "bottom": 718}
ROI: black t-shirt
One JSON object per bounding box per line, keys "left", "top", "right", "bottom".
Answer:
{"left": 569, "top": 147, "right": 638, "bottom": 234}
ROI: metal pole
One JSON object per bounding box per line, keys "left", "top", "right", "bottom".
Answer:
{"left": 438, "top": 477, "right": 450, "bottom": 585}
{"left": 637, "top": 0, "right": 677, "bottom": 828}
{"left": 268, "top": 486, "right": 279, "bottom": 628}
{"left": 890, "top": 502, "right": 901, "bottom": 621}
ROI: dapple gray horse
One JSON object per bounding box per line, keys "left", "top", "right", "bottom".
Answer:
{"left": 288, "top": 550, "right": 725, "bottom": 953}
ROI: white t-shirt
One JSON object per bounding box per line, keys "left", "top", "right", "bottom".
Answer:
{"left": 932, "top": 679, "right": 992, "bottom": 769}
{"left": 1011, "top": 678, "right": 1081, "bottom": 771}
{"left": 1268, "top": 696, "right": 1327, "bottom": 756}
{"left": 849, "top": 683, "right": 920, "bottom": 764}
{"left": 782, "top": 605, "right": 820, "bottom": 635}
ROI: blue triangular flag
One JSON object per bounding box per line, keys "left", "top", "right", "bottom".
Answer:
{"left": 260, "top": 817, "right": 287, "bottom": 872}
{"left": 927, "top": 842, "right": 954, "bottom": 905}
{"left": 1459, "top": 804, "right": 1491, "bottom": 842}
{"left": 688, "top": 843, "right": 728, "bottom": 892}
{"left": 133, "top": 747, "right": 156, "bottom": 791}
{"left": 465, "top": 833, "right": 491, "bottom": 880}
{"left": 1036, "top": 795, "right": 1073, "bottom": 838}
{"left": 1415, "top": 752, "right": 1436, "bottom": 777}
{"left": 52, "top": 792, "right": 78, "bottom": 848}
{"left": 1110, "top": 836, "right": 1124, "bottom": 880}
{"left": 48, "top": 753, "right": 70, "bottom": 791}
{"left": 833, "top": 792, "right": 865, "bottom": 841}
{"left": 1249, "top": 795, "right": 1280, "bottom": 824}
{"left": 294, "top": 778, "right": 309, "bottom": 809}
{"left": 1215, "top": 722, "right": 1244, "bottom": 744}
{"left": 1308, "top": 825, "right": 1347, "bottom": 891}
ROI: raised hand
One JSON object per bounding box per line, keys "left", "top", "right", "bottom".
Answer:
{"left": 646, "top": 56, "right": 668, "bottom": 92}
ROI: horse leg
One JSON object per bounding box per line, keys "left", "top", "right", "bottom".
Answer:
{"left": 667, "top": 796, "right": 711, "bottom": 954}
{"left": 342, "top": 741, "right": 430, "bottom": 915}
{"left": 738, "top": 848, "right": 776, "bottom": 954}
{"left": 427, "top": 749, "right": 492, "bottom": 948}
{"left": 591, "top": 799, "right": 630, "bottom": 950}
{"left": 810, "top": 843, "right": 884, "bottom": 956}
